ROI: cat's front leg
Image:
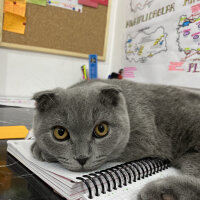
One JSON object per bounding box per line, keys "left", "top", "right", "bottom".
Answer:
{"left": 137, "top": 153, "right": 200, "bottom": 200}
{"left": 31, "top": 142, "right": 57, "bottom": 162}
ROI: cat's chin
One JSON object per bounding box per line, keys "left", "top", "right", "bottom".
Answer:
{"left": 60, "top": 164, "right": 82, "bottom": 172}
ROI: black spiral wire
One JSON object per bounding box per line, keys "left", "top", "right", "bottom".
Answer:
{"left": 76, "top": 157, "right": 170, "bottom": 199}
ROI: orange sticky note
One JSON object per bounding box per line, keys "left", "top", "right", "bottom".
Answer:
{"left": 4, "top": 0, "right": 26, "bottom": 17}
{"left": 3, "top": 12, "right": 26, "bottom": 34}
{"left": 0, "top": 126, "right": 29, "bottom": 139}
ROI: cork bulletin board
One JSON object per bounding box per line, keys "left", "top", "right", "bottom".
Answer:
{"left": 0, "top": 0, "right": 111, "bottom": 60}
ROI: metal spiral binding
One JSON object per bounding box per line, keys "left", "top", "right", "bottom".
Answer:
{"left": 118, "top": 164, "right": 132, "bottom": 184}
{"left": 129, "top": 162, "right": 141, "bottom": 180}
{"left": 76, "top": 157, "right": 170, "bottom": 199}
{"left": 115, "top": 166, "right": 127, "bottom": 186}
{"left": 89, "top": 173, "right": 106, "bottom": 194}
{"left": 95, "top": 171, "right": 111, "bottom": 192}
{"left": 107, "top": 167, "right": 122, "bottom": 188}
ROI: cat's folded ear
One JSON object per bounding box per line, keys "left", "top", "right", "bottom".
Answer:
{"left": 33, "top": 88, "right": 61, "bottom": 112}
{"left": 99, "top": 86, "right": 122, "bottom": 107}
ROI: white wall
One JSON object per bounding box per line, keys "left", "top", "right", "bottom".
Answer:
{"left": 109, "top": 0, "right": 127, "bottom": 74}
{"left": 0, "top": 0, "right": 119, "bottom": 97}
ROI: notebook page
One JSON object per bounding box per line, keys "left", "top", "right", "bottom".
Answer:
{"left": 7, "top": 140, "right": 181, "bottom": 200}
{"left": 82, "top": 168, "right": 181, "bottom": 200}
{"left": 7, "top": 140, "right": 121, "bottom": 182}
{"left": 7, "top": 140, "right": 124, "bottom": 199}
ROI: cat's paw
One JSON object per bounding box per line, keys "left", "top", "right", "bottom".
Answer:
{"left": 31, "top": 142, "right": 46, "bottom": 161}
{"left": 137, "top": 178, "right": 176, "bottom": 200}
{"left": 31, "top": 142, "right": 55, "bottom": 162}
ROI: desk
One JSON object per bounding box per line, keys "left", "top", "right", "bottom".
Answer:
{"left": 0, "top": 106, "right": 34, "bottom": 128}
{"left": 0, "top": 106, "right": 64, "bottom": 200}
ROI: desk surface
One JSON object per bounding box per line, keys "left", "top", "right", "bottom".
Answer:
{"left": 0, "top": 106, "right": 64, "bottom": 200}
{"left": 0, "top": 106, "right": 34, "bottom": 129}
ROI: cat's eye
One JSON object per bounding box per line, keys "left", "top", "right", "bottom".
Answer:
{"left": 93, "top": 123, "right": 109, "bottom": 138}
{"left": 53, "top": 126, "right": 70, "bottom": 141}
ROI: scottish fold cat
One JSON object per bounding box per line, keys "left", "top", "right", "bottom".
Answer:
{"left": 31, "top": 79, "right": 200, "bottom": 200}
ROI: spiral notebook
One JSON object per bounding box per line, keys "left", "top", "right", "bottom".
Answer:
{"left": 7, "top": 140, "right": 181, "bottom": 200}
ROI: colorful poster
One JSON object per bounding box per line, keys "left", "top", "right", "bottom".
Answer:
{"left": 47, "top": 0, "right": 83, "bottom": 12}
{"left": 27, "top": 0, "right": 46, "bottom": 6}
{"left": 91, "top": 0, "right": 108, "bottom": 6}
{"left": 4, "top": 0, "right": 26, "bottom": 17}
{"left": 121, "top": 0, "right": 200, "bottom": 89}
{"left": 3, "top": 12, "right": 26, "bottom": 34}
{"left": 78, "top": 0, "right": 98, "bottom": 8}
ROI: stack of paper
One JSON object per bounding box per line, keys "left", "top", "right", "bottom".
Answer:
{"left": 7, "top": 140, "right": 181, "bottom": 200}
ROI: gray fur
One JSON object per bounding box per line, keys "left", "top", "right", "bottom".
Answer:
{"left": 32, "top": 79, "right": 200, "bottom": 200}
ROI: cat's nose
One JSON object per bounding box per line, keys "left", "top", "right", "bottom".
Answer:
{"left": 76, "top": 157, "right": 88, "bottom": 166}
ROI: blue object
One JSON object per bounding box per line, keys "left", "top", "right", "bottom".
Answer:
{"left": 182, "top": 21, "right": 190, "bottom": 27}
{"left": 89, "top": 54, "right": 98, "bottom": 79}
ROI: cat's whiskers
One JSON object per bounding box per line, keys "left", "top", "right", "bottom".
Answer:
{"left": 92, "top": 158, "right": 107, "bottom": 165}
{"left": 95, "top": 158, "right": 106, "bottom": 162}
{"left": 58, "top": 157, "right": 69, "bottom": 161}
{"left": 57, "top": 157, "right": 71, "bottom": 165}
{"left": 86, "top": 163, "right": 103, "bottom": 170}
{"left": 96, "top": 155, "right": 107, "bottom": 159}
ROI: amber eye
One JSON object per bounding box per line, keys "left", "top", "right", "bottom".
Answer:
{"left": 53, "top": 127, "right": 70, "bottom": 141}
{"left": 93, "top": 123, "right": 109, "bottom": 138}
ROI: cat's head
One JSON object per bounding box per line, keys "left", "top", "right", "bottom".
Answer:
{"left": 32, "top": 81, "right": 130, "bottom": 171}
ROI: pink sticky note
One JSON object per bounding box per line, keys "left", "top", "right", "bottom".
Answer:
{"left": 123, "top": 67, "right": 137, "bottom": 78}
{"left": 78, "top": 0, "right": 98, "bottom": 8}
{"left": 168, "top": 62, "right": 184, "bottom": 71}
{"left": 91, "top": 0, "right": 108, "bottom": 6}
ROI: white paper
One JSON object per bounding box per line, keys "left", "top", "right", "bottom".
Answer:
{"left": 0, "top": 96, "right": 35, "bottom": 108}
{"left": 82, "top": 168, "right": 181, "bottom": 200}
{"left": 47, "top": 0, "right": 83, "bottom": 12}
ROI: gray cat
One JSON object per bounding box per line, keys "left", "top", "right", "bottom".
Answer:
{"left": 31, "top": 79, "right": 200, "bottom": 200}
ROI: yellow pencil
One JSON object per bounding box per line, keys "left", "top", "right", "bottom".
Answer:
{"left": 83, "top": 65, "right": 87, "bottom": 80}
